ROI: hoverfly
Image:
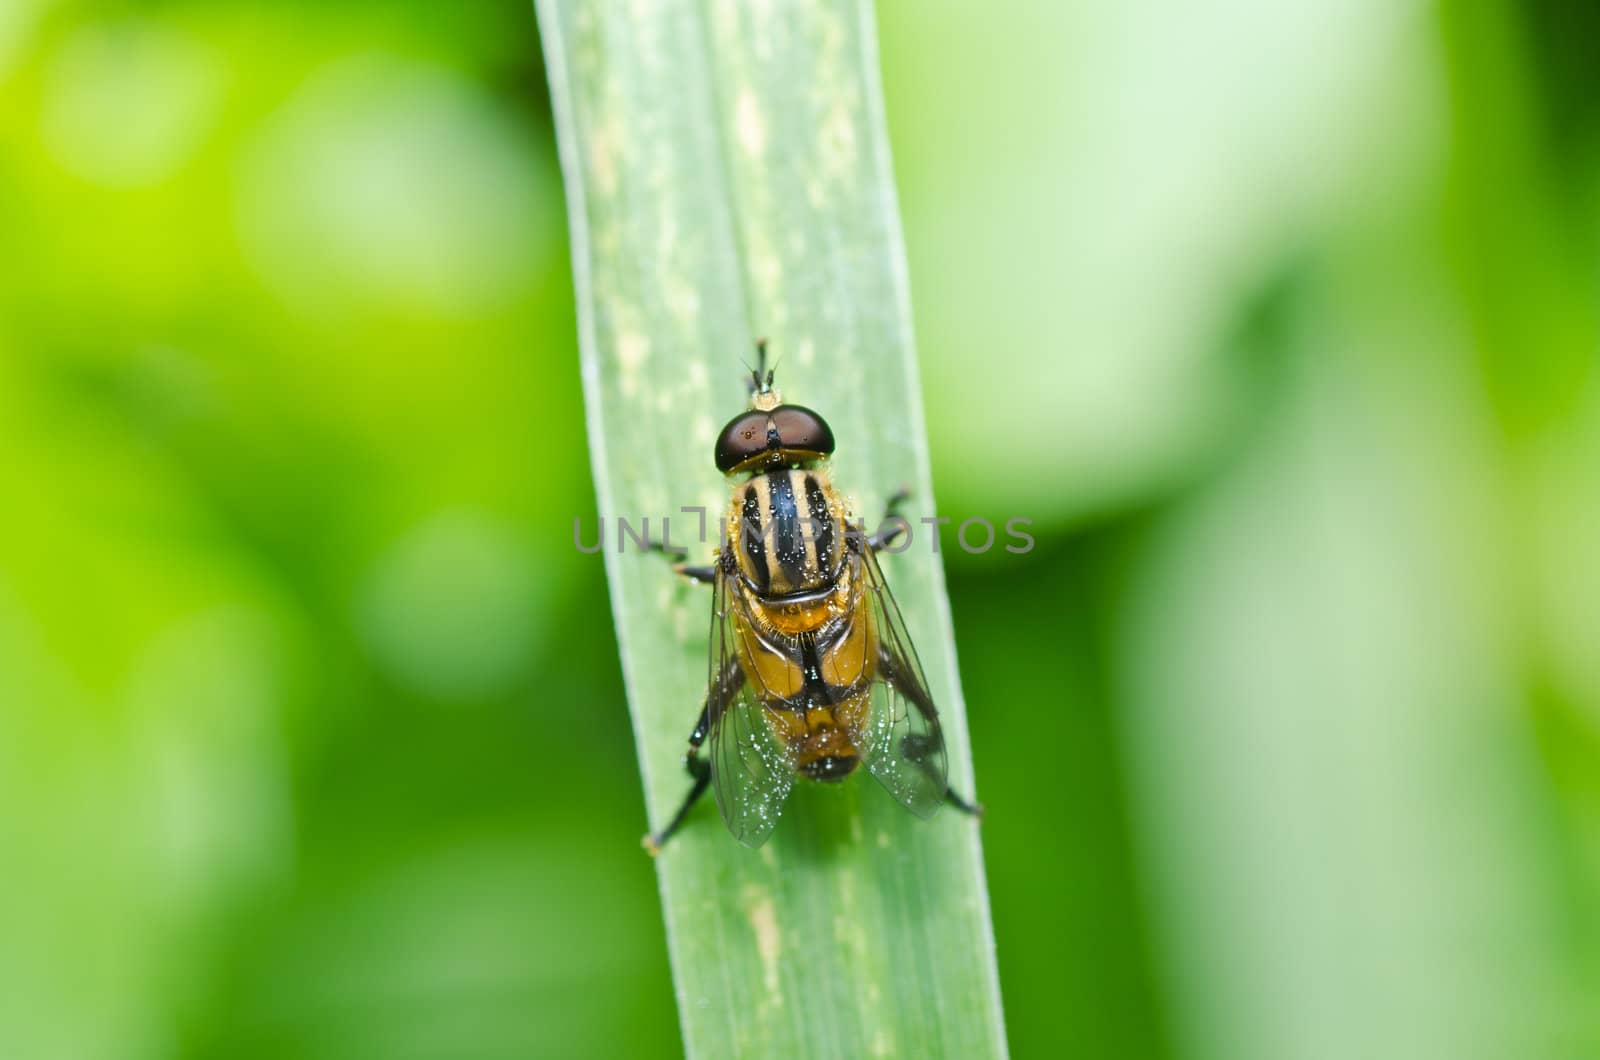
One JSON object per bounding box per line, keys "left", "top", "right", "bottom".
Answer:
{"left": 643, "top": 342, "right": 980, "bottom": 851}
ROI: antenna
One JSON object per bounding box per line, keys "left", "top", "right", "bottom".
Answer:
{"left": 751, "top": 338, "right": 775, "bottom": 395}
{"left": 747, "top": 338, "right": 784, "bottom": 409}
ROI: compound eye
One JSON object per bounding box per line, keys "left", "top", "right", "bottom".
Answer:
{"left": 714, "top": 411, "right": 770, "bottom": 472}
{"left": 770, "top": 405, "right": 835, "bottom": 456}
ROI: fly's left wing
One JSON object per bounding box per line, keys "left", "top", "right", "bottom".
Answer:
{"left": 851, "top": 542, "right": 949, "bottom": 818}
{"left": 706, "top": 563, "right": 796, "bottom": 847}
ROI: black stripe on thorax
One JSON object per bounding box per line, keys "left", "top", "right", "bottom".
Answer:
{"left": 803, "top": 473, "right": 835, "bottom": 576}
{"left": 766, "top": 470, "right": 804, "bottom": 590}
{"left": 741, "top": 485, "right": 769, "bottom": 592}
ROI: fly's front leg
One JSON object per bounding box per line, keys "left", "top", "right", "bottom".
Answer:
{"left": 642, "top": 658, "right": 744, "bottom": 854}
{"left": 867, "top": 484, "right": 913, "bottom": 552}
{"left": 641, "top": 534, "right": 718, "bottom": 585}
{"left": 671, "top": 561, "right": 718, "bottom": 585}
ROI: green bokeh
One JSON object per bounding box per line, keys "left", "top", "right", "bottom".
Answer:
{"left": 3, "top": 2, "right": 1598, "bottom": 1058}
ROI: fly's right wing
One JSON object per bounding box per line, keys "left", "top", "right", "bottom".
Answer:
{"left": 852, "top": 541, "right": 949, "bottom": 819}
{"left": 706, "top": 564, "right": 796, "bottom": 847}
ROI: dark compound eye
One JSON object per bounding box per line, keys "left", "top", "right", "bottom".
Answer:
{"left": 714, "top": 404, "right": 837, "bottom": 473}
{"left": 714, "top": 411, "right": 771, "bottom": 472}
{"left": 768, "top": 405, "right": 834, "bottom": 457}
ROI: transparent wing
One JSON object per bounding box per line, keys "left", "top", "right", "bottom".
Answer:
{"left": 852, "top": 543, "right": 949, "bottom": 818}
{"left": 707, "top": 563, "right": 796, "bottom": 847}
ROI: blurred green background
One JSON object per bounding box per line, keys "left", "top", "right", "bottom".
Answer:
{"left": 3, "top": 1, "right": 1598, "bottom": 1058}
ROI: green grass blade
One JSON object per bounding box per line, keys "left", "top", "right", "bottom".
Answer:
{"left": 536, "top": 0, "right": 1008, "bottom": 1055}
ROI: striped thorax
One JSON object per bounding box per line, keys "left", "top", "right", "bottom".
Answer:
{"left": 726, "top": 467, "right": 848, "bottom": 601}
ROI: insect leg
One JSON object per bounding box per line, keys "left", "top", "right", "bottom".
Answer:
{"left": 882, "top": 484, "right": 911, "bottom": 521}
{"left": 641, "top": 747, "right": 711, "bottom": 856}
{"left": 672, "top": 563, "right": 718, "bottom": 584}
{"left": 943, "top": 784, "right": 983, "bottom": 817}
{"left": 641, "top": 535, "right": 717, "bottom": 585}
{"left": 867, "top": 485, "right": 913, "bottom": 551}
{"left": 881, "top": 646, "right": 985, "bottom": 819}
{"left": 643, "top": 659, "right": 745, "bottom": 853}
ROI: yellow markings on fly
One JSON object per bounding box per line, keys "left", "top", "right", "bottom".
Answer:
{"left": 765, "top": 702, "right": 839, "bottom": 744}
{"left": 736, "top": 621, "right": 804, "bottom": 699}
{"left": 758, "top": 691, "right": 869, "bottom": 741}
{"left": 819, "top": 604, "right": 875, "bottom": 688}
{"left": 725, "top": 466, "right": 848, "bottom": 601}
{"left": 734, "top": 608, "right": 874, "bottom": 706}
{"left": 720, "top": 458, "right": 879, "bottom": 769}
{"left": 759, "top": 589, "right": 847, "bottom": 636}
{"left": 763, "top": 689, "right": 871, "bottom": 768}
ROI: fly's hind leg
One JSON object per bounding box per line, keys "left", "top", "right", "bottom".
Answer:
{"left": 642, "top": 658, "right": 744, "bottom": 854}
{"left": 945, "top": 787, "right": 983, "bottom": 816}
{"left": 641, "top": 739, "right": 711, "bottom": 855}
{"left": 900, "top": 732, "right": 984, "bottom": 818}
{"left": 882, "top": 646, "right": 985, "bottom": 820}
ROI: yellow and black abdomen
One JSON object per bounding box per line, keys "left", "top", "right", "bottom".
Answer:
{"left": 725, "top": 465, "right": 873, "bottom": 784}
{"left": 726, "top": 467, "right": 847, "bottom": 599}
{"left": 732, "top": 566, "right": 879, "bottom": 785}
{"left": 737, "top": 622, "right": 877, "bottom": 783}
